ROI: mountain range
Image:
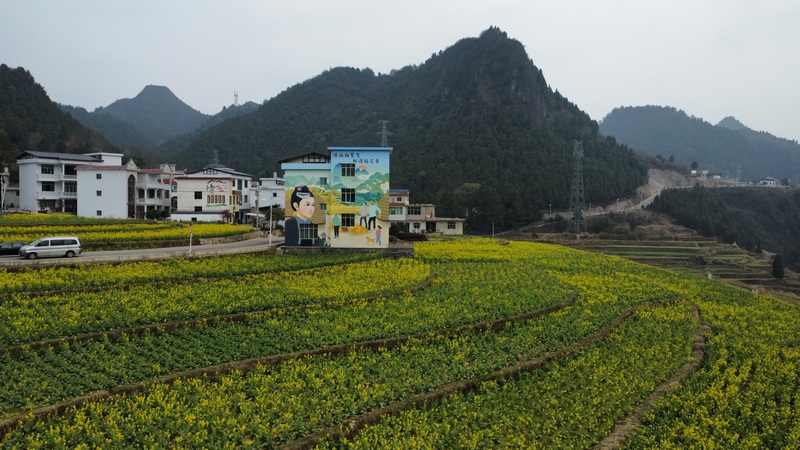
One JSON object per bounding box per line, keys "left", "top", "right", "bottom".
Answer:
{"left": 4, "top": 27, "right": 800, "bottom": 232}
{"left": 600, "top": 105, "right": 800, "bottom": 181}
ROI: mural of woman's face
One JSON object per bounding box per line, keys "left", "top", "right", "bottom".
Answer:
{"left": 295, "top": 197, "right": 315, "bottom": 221}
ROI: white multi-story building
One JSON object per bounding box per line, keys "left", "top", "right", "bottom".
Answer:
{"left": 171, "top": 164, "right": 252, "bottom": 223}
{"left": 136, "top": 164, "right": 180, "bottom": 218}
{"left": 248, "top": 173, "right": 285, "bottom": 227}
{"left": 16, "top": 150, "right": 125, "bottom": 214}
{"left": 16, "top": 150, "right": 182, "bottom": 219}
{"left": 76, "top": 158, "right": 138, "bottom": 219}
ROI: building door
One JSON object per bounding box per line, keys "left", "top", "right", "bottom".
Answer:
{"left": 127, "top": 175, "right": 136, "bottom": 218}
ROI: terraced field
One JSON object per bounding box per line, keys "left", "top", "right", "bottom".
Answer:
{"left": 568, "top": 238, "right": 800, "bottom": 299}
{"left": 1, "top": 238, "right": 799, "bottom": 448}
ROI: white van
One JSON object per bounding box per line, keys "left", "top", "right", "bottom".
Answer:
{"left": 19, "top": 236, "right": 82, "bottom": 260}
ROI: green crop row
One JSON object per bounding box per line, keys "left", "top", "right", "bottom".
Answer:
{"left": 0, "top": 299, "right": 695, "bottom": 449}
{"left": 0, "top": 257, "right": 431, "bottom": 347}
{"left": 0, "top": 252, "right": 381, "bottom": 295}
{"left": 319, "top": 301, "right": 696, "bottom": 449}
{"left": 0, "top": 257, "right": 571, "bottom": 417}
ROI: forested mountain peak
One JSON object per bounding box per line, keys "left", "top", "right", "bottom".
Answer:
{"left": 172, "top": 27, "right": 646, "bottom": 232}
{"left": 94, "top": 85, "right": 209, "bottom": 145}
{"left": 717, "top": 116, "right": 746, "bottom": 131}
{"left": 600, "top": 105, "right": 800, "bottom": 180}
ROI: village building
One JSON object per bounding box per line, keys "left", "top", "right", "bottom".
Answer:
{"left": 248, "top": 173, "right": 286, "bottom": 228}
{"left": 15, "top": 150, "right": 183, "bottom": 219}
{"left": 171, "top": 163, "right": 252, "bottom": 223}
{"left": 75, "top": 158, "right": 138, "bottom": 219}
{"left": 279, "top": 147, "right": 391, "bottom": 248}
{"left": 16, "top": 150, "right": 124, "bottom": 214}
{"left": 758, "top": 177, "right": 781, "bottom": 187}
{"left": 388, "top": 188, "right": 465, "bottom": 235}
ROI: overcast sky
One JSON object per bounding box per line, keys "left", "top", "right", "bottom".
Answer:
{"left": 3, "top": 1, "right": 799, "bottom": 142}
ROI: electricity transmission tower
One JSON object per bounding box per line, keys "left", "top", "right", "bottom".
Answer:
{"left": 378, "top": 120, "right": 392, "bottom": 146}
{"left": 567, "top": 140, "right": 587, "bottom": 234}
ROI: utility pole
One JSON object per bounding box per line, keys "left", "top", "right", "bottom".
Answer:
{"left": 0, "top": 167, "right": 8, "bottom": 211}
{"left": 567, "top": 141, "right": 587, "bottom": 234}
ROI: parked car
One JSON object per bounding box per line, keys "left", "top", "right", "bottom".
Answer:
{"left": 0, "top": 241, "right": 27, "bottom": 256}
{"left": 18, "top": 236, "right": 81, "bottom": 260}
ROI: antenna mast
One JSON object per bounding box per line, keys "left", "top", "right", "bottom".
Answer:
{"left": 567, "top": 140, "right": 587, "bottom": 234}
{"left": 234, "top": 91, "right": 239, "bottom": 107}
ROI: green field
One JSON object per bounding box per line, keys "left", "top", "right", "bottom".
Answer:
{"left": 1, "top": 238, "right": 800, "bottom": 448}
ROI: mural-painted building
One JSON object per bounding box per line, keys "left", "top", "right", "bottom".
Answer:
{"left": 279, "top": 147, "right": 391, "bottom": 248}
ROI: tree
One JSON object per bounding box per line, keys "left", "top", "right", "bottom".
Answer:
{"left": 772, "top": 254, "right": 785, "bottom": 280}
{"left": 691, "top": 161, "right": 699, "bottom": 170}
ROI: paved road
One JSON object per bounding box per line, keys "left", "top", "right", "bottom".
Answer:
{"left": 0, "top": 236, "right": 285, "bottom": 268}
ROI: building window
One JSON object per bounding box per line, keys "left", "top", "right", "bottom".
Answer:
{"left": 243, "top": 194, "right": 248, "bottom": 204}
{"left": 341, "top": 188, "right": 355, "bottom": 203}
{"left": 272, "top": 192, "right": 277, "bottom": 197}
{"left": 389, "top": 206, "right": 403, "bottom": 215}
{"left": 96, "top": 173, "right": 102, "bottom": 180}
{"left": 208, "top": 194, "right": 225, "bottom": 204}
{"left": 342, "top": 213, "right": 355, "bottom": 227}
{"left": 396, "top": 197, "right": 402, "bottom": 201}
{"left": 407, "top": 206, "right": 421, "bottom": 215}
{"left": 41, "top": 165, "right": 55, "bottom": 175}
{"left": 96, "top": 210, "right": 102, "bottom": 216}
{"left": 319, "top": 177, "right": 328, "bottom": 185}
{"left": 319, "top": 203, "right": 327, "bottom": 212}
{"left": 194, "top": 206, "right": 202, "bottom": 212}
{"left": 302, "top": 154, "right": 328, "bottom": 163}
{"left": 148, "top": 189, "right": 156, "bottom": 198}
{"left": 341, "top": 163, "right": 355, "bottom": 177}
{"left": 41, "top": 182, "right": 55, "bottom": 192}
{"left": 448, "top": 222, "right": 456, "bottom": 230}
{"left": 413, "top": 222, "right": 421, "bottom": 229}
{"left": 299, "top": 223, "right": 318, "bottom": 240}
{"left": 194, "top": 191, "right": 202, "bottom": 200}
{"left": 96, "top": 190, "right": 102, "bottom": 196}
{"left": 138, "top": 189, "right": 145, "bottom": 199}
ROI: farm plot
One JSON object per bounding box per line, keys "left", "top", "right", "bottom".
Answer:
{"left": 1, "top": 238, "right": 800, "bottom": 449}
{"left": 0, "top": 213, "right": 251, "bottom": 246}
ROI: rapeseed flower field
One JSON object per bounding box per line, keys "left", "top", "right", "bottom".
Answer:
{"left": 1, "top": 237, "right": 799, "bottom": 449}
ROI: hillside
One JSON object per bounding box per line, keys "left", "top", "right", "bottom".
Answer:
{"left": 92, "top": 85, "right": 210, "bottom": 146}
{"left": 0, "top": 64, "right": 114, "bottom": 177}
{"left": 171, "top": 27, "right": 647, "bottom": 232}
{"left": 648, "top": 185, "right": 800, "bottom": 269}
{"left": 599, "top": 105, "right": 800, "bottom": 181}
{"left": 59, "top": 104, "right": 157, "bottom": 150}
